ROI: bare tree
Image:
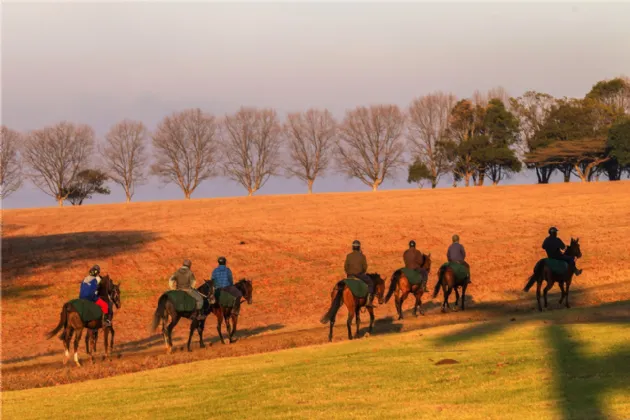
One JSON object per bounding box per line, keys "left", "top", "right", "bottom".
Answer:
{"left": 337, "top": 105, "right": 406, "bottom": 191}
{"left": 102, "top": 120, "right": 149, "bottom": 203}
{"left": 407, "top": 92, "right": 457, "bottom": 188}
{"left": 22, "top": 122, "right": 94, "bottom": 207}
{"left": 222, "top": 107, "right": 282, "bottom": 196}
{"left": 283, "top": 109, "right": 336, "bottom": 193}
{"left": 472, "top": 86, "right": 511, "bottom": 109}
{"left": 151, "top": 109, "right": 219, "bottom": 199}
{"left": 1, "top": 126, "right": 23, "bottom": 199}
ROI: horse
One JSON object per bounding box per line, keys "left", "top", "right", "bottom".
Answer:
{"left": 46, "top": 275, "right": 121, "bottom": 366}
{"left": 211, "top": 279, "right": 254, "bottom": 344}
{"left": 320, "top": 273, "right": 386, "bottom": 342}
{"left": 433, "top": 261, "right": 470, "bottom": 312}
{"left": 385, "top": 253, "right": 432, "bottom": 319}
{"left": 151, "top": 281, "right": 215, "bottom": 354}
{"left": 523, "top": 237, "right": 582, "bottom": 312}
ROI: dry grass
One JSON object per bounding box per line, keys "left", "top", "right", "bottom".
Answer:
{"left": 2, "top": 181, "right": 630, "bottom": 390}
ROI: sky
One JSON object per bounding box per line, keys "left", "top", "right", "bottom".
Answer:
{"left": 2, "top": 1, "right": 630, "bottom": 209}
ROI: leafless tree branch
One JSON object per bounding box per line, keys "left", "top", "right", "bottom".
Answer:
{"left": 102, "top": 119, "right": 149, "bottom": 203}
{"left": 0, "top": 126, "right": 23, "bottom": 199}
{"left": 151, "top": 109, "right": 219, "bottom": 199}
{"left": 336, "top": 105, "right": 406, "bottom": 191}
{"left": 22, "top": 122, "right": 94, "bottom": 207}
{"left": 222, "top": 107, "right": 282, "bottom": 196}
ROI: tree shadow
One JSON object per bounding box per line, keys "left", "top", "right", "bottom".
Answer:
{"left": 1, "top": 284, "right": 50, "bottom": 300}
{"left": 1, "top": 230, "right": 159, "bottom": 281}
{"left": 547, "top": 323, "right": 630, "bottom": 420}
{"left": 371, "top": 316, "right": 404, "bottom": 336}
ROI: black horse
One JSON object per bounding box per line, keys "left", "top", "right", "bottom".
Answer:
{"left": 151, "top": 281, "right": 215, "bottom": 353}
{"left": 211, "top": 279, "right": 254, "bottom": 344}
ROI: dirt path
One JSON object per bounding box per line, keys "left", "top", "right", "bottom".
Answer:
{"left": 4, "top": 298, "right": 629, "bottom": 392}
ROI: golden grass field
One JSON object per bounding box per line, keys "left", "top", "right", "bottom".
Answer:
{"left": 2, "top": 181, "right": 630, "bottom": 391}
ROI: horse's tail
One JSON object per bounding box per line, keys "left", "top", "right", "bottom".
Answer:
{"left": 320, "top": 282, "right": 345, "bottom": 324}
{"left": 385, "top": 270, "right": 401, "bottom": 303}
{"left": 524, "top": 259, "right": 545, "bottom": 292}
{"left": 46, "top": 303, "right": 69, "bottom": 340}
{"left": 151, "top": 294, "right": 169, "bottom": 332}
{"left": 433, "top": 266, "right": 446, "bottom": 299}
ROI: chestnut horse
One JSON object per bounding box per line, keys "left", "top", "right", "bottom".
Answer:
{"left": 524, "top": 237, "right": 582, "bottom": 311}
{"left": 320, "top": 273, "right": 386, "bottom": 342}
{"left": 46, "top": 275, "right": 121, "bottom": 366}
{"left": 433, "top": 262, "right": 470, "bottom": 312}
{"left": 385, "top": 253, "right": 432, "bottom": 319}
{"left": 210, "top": 279, "right": 254, "bottom": 344}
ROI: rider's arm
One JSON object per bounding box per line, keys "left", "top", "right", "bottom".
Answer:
{"left": 228, "top": 268, "right": 234, "bottom": 285}
{"left": 362, "top": 255, "right": 368, "bottom": 273}
{"left": 190, "top": 272, "right": 197, "bottom": 289}
{"left": 168, "top": 274, "right": 177, "bottom": 290}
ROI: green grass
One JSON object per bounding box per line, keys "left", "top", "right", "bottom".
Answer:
{"left": 3, "top": 319, "right": 629, "bottom": 420}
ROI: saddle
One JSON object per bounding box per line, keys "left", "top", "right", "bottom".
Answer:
{"left": 543, "top": 258, "right": 570, "bottom": 275}
{"left": 343, "top": 277, "right": 369, "bottom": 298}
{"left": 400, "top": 268, "right": 427, "bottom": 286}
{"left": 164, "top": 290, "right": 197, "bottom": 312}
{"left": 214, "top": 289, "right": 237, "bottom": 308}
{"left": 69, "top": 299, "right": 103, "bottom": 322}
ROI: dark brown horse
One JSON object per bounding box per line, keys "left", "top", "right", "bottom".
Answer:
{"left": 151, "top": 281, "right": 215, "bottom": 354}
{"left": 433, "top": 262, "right": 470, "bottom": 312}
{"left": 210, "top": 279, "right": 254, "bottom": 344}
{"left": 46, "top": 275, "right": 121, "bottom": 366}
{"left": 385, "top": 253, "right": 432, "bottom": 319}
{"left": 320, "top": 273, "right": 386, "bottom": 342}
{"left": 524, "top": 237, "right": 582, "bottom": 312}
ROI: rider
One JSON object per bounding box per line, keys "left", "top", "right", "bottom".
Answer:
{"left": 344, "top": 240, "right": 375, "bottom": 308}
{"left": 542, "top": 227, "right": 582, "bottom": 276}
{"left": 447, "top": 234, "right": 471, "bottom": 284}
{"left": 79, "top": 265, "right": 111, "bottom": 326}
{"left": 403, "top": 240, "right": 429, "bottom": 292}
{"left": 211, "top": 257, "right": 243, "bottom": 316}
{"left": 169, "top": 259, "right": 206, "bottom": 320}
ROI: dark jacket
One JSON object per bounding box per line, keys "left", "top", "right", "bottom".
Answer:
{"left": 169, "top": 266, "right": 196, "bottom": 290}
{"left": 345, "top": 251, "right": 368, "bottom": 277}
{"left": 447, "top": 243, "right": 466, "bottom": 262}
{"left": 403, "top": 248, "right": 424, "bottom": 270}
{"left": 542, "top": 236, "right": 566, "bottom": 259}
{"left": 79, "top": 278, "right": 99, "bottom": 302}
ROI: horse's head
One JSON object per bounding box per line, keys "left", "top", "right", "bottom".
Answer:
{"left": 102, "top": 275, "right": 121, "bottom": 309}
{"left": 422, "top": 253, "right": 432, "bottom": 272}
{"left": 567, "top": 237, "right": 582, "bottom": 259}
{"left": 199, "top": 280, "right": 216, "bottom": 305}
{"left": 237, "top": 279, "right": 253, "bottom": 304}
{"left": 368, "top": 273, "right": 386, "bottom": 305}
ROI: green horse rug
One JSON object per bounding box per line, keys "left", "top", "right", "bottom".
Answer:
{"left": 343, "top": 277, "right": 369, "bottom": 298}
{"left": 400, "top": 268, "right": 428, "bottom": 286}
{"left": 439, "top": 262, "right": 470, "bottom": 282}
{"left": 68, "top": 299, "right": 103, "bottom": 322}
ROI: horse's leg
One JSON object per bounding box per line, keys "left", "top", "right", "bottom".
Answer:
{"left": 187, "top": 319, "right": 198, "bottom": 352}
{"left": 229, "top": 314, "right": 239, "bottom": 343}
{"left": 166, "top": 316, "right": 180, "bottom": 354}
{"left": 198, "top": 320, "right": 206, "bottom": 348}
{"left": 224, "top": 310, "right": 233, "bottom": 339}
{"left": 558, "top": 282, "right": 566, "bottom": 304}
{"left": 367, "top": 306, "right": 375, "bottom": 336}
{"left": 109, "top": 326, "right": 115, "bottom": 358}
{"left": 414, "top": 292, "right": 424, "bottom": 316}
{"left": 103, "top": 327, "right": 110, "bottom": 361}
{"left": 73, "top": 328, "right": 83, "bottom": 367}
{"left": 346, "top": 308, "right": 354, "bottom": 340}
{"left": 63, "top": 328, "right": 73, "bottom": 365}
{"left": 354, "top": 306, "right": 361, "bottom": 339}
{"left": 536, "top": 280, "right": 543, "bottom": 312}
{"left": 565, "top": 280, "right": 572, "bottom": 309}
{"left": 399, "top": 291, "right": 409, "bottom": 319}
{"left": 216, "top": 311, "right": 226, "bottom": 345}
{"left": 543, "top": 281, "right": 554, "bottom": 310}
{"left": 454, "top": 288, "right": 460, "bottom": 307}
{"left": 443, "top": 287, "right": 453, "bottom": 313}
{"left": 89, "top": 330, "right": 97, "bottom": 364}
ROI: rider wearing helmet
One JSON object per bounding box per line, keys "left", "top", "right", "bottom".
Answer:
{"left": 211, "top": 257, "right": 243, "bottom": 316}
{"left": 79, "top": 265, "right": 112, "bottom": 326}
{"left": 344, "top": 240, "right": 375, "bottom": 307}
{"left": 542, "top": 227, "right": 582, "bottom": 276}
{"left": 403, "top": 240, "right": 429, "bottom": 292}
{"left": 169, "top": 259, "right": 206, "bottom": 320}
{"left": 447, "top": 234, "right": 471, "bottom": 283}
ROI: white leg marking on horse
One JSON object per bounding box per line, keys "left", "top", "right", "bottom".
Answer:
{"left": 74, "top": 353, "right": 80, "bottom": 364}
{"left": 65, "top": 350, "right": 69, "bottom": 357}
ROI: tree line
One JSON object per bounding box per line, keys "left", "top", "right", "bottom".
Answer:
{"left": 1, "top": 76, "right": 629, "bottom": 206}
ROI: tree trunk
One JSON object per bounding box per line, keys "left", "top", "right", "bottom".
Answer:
{"left": 464, "top": 174, "right": 471, "bottom": 187}
{"left": 58, "top": 198, "right": 64, "bottom": 207}
{"left": 307, "top": 179, "right": 314, "bottom": 194}
{"left": 184, "top": 191, "right": 191, "bottom": 199}
{"left": 431, "top": 179, "right": 437, "bottom": 189}
{"left": 492, "top": 180, "right": 499, "bottom": 186}
{"left": 477, "top": 169, "right": 486, "bottom": 186}
{"left": 372, "top": 179, "right": 382, "bottom": 191}
{"left": 248, "top": 189, "right": 254, "bottom": 197}
{"left": 125, "top": 190, "right": 132, "bottom": 203}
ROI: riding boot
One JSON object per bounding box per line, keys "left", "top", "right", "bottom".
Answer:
{"left": 573, "top": 266, "right": 583, "bottom": 276}
{"left": 196, "top": 306, "right": 207, "bottom": 321}
{"left": 365, "top": 293, "right": 375, "bottom": 308}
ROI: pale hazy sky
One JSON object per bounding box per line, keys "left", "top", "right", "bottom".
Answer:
{"left": 2, "top": 1, "right": 630, "bottom": 209}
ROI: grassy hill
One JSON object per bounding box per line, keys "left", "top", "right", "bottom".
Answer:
{"left": 2, "top": 181, "right": 630, "bottom": 391}
{"left": 3, "top": 303, "right": 629, "bottom": 419}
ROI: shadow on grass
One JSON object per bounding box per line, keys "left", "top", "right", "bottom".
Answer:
{"left": 1, "top": 230, "right": 159, "bottom": 281}
{"left": 547, "top": 323, "right": 630, "bottom": 420}
{"left": 1, "top": 284, "right": 50, "bottom": 300}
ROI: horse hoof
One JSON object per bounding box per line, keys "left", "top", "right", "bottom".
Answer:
{"left": 566, "top": 305, "right": 571, "bottom": 309}
{"left": 364, "top": 333, "right": 370, "bottom": 338}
